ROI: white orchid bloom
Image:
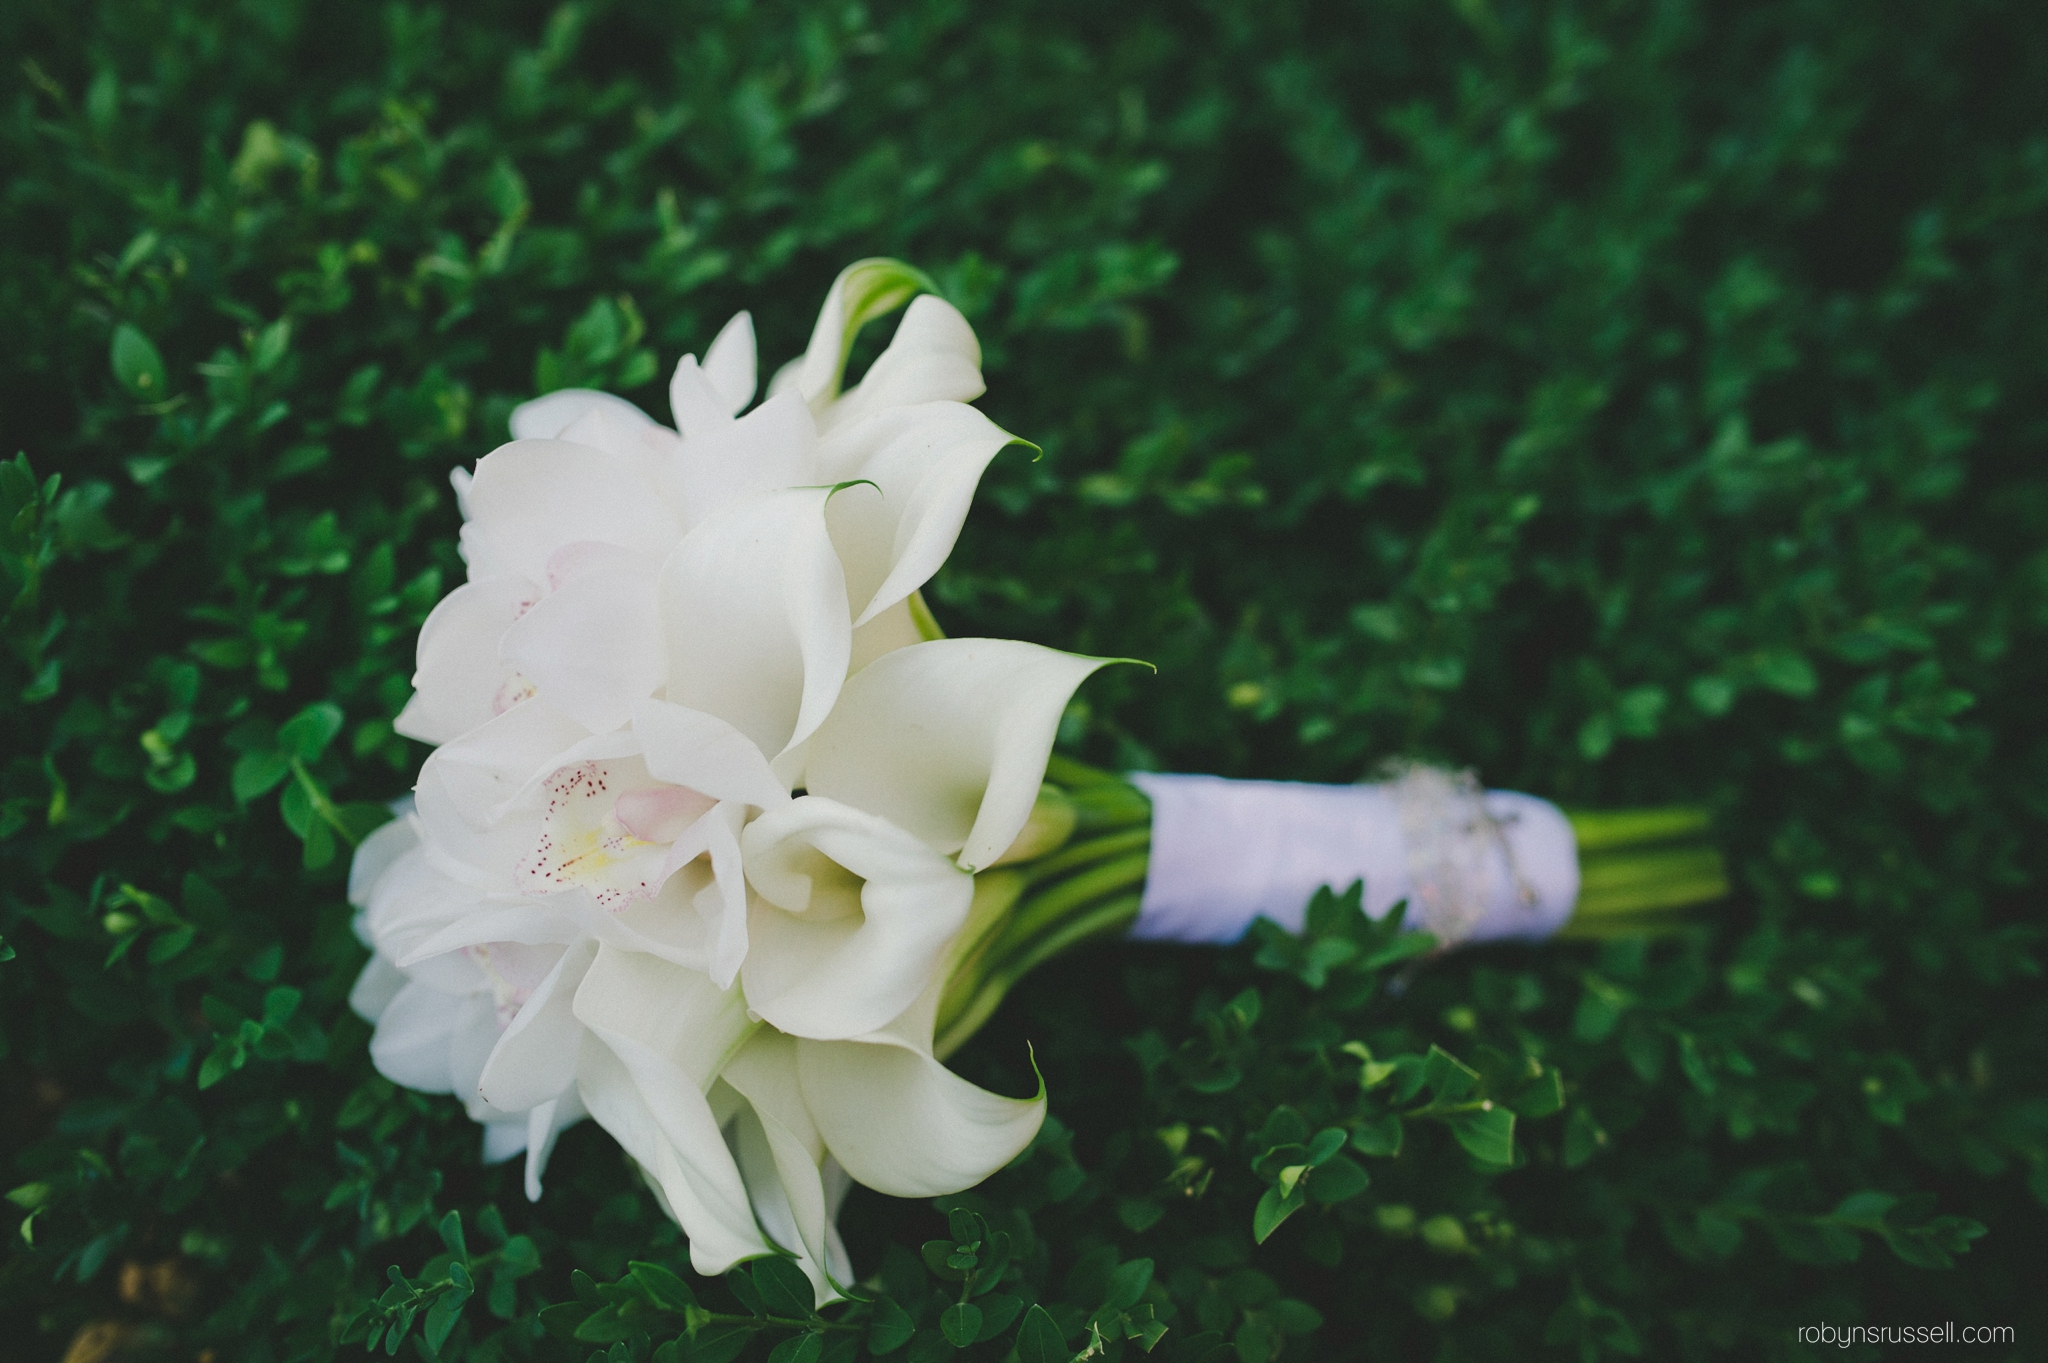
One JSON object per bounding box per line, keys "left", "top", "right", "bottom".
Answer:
{"left": 347, "top": 817, "right": 588, "bottom": 1201}
{"left": 406, "top": 691, "right": 787, "bottom": 983}
{"left": 739, "top": 638, "right": 1115, "bottom": 1041}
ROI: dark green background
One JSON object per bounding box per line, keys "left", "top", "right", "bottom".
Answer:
{"left": 2, "top": 1, "right": 2043, "bottom": 1360}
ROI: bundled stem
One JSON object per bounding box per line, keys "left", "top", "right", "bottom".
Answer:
{"left": 932, "top": 758, "right": 1732, "bottom": 1056}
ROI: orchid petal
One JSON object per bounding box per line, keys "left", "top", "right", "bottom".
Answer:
{"left": 702, "top": 310, "right": 758, "bottom": 415}
{"left": 818, "top": 403, "right": 1024, "bottom": 624}
{"left": 632, "top": 698, "right": 790, "bottom": 809}
{"left": 483, "top": 1119, "right": 527, "bottom": 1165}
{"left": 509, "top": 389, "right": 661, "bottom": 441}
{"left": 349, "top": 814, "right": 422, "bottom": 908}
{"left": 479, "top": 939, "right": 596, "bottom": 1112}
{"left": 805, "top": 639, "right": 1114, "bottom": 870}
{"left": 396, "top": 577, "right": 537, "bottom": 744}
{"left": 522, "top": 1089, "right": 586, "bottom": 1202}
{"left": 500, "top": 559, "right": 664, "bottom": 733}
{"left": 348, "top": 951, "right": 408, "bottom": 1023}
{"left": 369, "top": 979, "right": 466, "bottom": 1093}
{"left": 792, "top": 259, "right": 936, "bottom": 404}
{"left": 659, "top": 488, "right": 852, "bottom": 760}
{"left": 699, "top": 801, "right": 752, "bottom": 988}
{"left": 669, "top": 355, "right": 731, "bottom": 440}
{"left": 740, "top": 796, "right": 973, "bottom": 1040}
{"left": 462, "top": 438, "right": 683, "bottom": 583}
{"left": 418, "top": 697, "right": 591, "bottom": 831}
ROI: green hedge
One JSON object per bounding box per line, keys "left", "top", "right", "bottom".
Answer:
{"left": 3, "top": 1, "right": 2043, "bottom": 1359}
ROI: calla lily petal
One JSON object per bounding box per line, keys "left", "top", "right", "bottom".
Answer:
{"left": 672, "top": 391, "right": 819, "bottom": 528}
{"left": 574, "top": 946, "right": 767, "bottom": 1275}
{"left": 796, "top": 1029, "right": 1044, "bottom": 1199}
{"left": 659, "top": 488, "right": 852, "bottom": 760}
{"left": 805, "top": 639, "right": 1115, "bottom": 870}
{"left": 720, "top": 1031, "right": 845, "bottom": 1303}
{"left": 790, "top": 258, "right": 936, "bottom": 404}
{"left": 740, "top": 797, "right": 974, "bottom": 1040}
{"left": 669, "top": 355, "right": 732, "bottom": 440}
{"left": 817, "top": 295, "right": 984, "bottom": 435}
{"left": 819, "top": 402, "right": 1025, "bottom": 625}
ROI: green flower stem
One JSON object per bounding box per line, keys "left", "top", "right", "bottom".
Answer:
{"left": 934, "top": 764, "right": 1735, "bottom": 1054}
{"left": 1567, "top": 806, "right": 1713, "bottom": 852}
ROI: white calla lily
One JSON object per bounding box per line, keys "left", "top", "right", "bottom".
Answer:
{"left": 783, "top": 259, "right": 938, "bottom": 406}
{"left": 814, "top": 294, "right": 986, "bottom": 435}
{"left": 818, "top": 401, "right": 1028, "bottom": 626}
{"left": 740, "top": 796, "right": 974, "bottom": 1041}
{"left": 353, "top": 260, "right": 1071, "bottom": 1282}
{"left": 659, "top": 486, "right": 853, "bottom": 765}
{"left": 718, "top": 1030, "right": 856, "bottom": 1302}
{"left": 805, "top": 638, "right": 1117, "bottom": 871}
{"left": 795, "top": 972, "right": 1044, "bottom": 1199}
{"left": 572, "top": 945, "right": 771, "bottom": 1276}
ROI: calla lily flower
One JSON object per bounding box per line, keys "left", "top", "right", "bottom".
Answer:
{"left": 805, "top": 637, "right": 1118, "bottom": 872}
{"left": 735, "top": 637, "right": 1114, "bottom": 1041}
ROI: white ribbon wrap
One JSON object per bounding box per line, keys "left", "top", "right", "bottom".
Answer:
{"left": 1127, "top": 768, "right": 1579, "bottom": 947}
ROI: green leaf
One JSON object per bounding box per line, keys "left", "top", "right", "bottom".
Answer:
{"left": 437, "top": 1209, "right": 468, "bottom": 1261}
{"left": 974, "top": 1293, "right": 1023, "bottom": 1340}
{"left": 1253, "top": 1185, "right": 1306, "bottom": 1244}
{"left": 920, "top": 1239, "right": 965, "bottom": 1282}
{"left": 1102, "top": 1258, "right": 1153, "bottom": 1311}
{"left": 303, "top": 815, "right": 336, "bottom": 868}
{"left": 1447, "top": 1106, "right": 1515, "bottom": 1166}
{"left": 1351, "top": 1113, "right": 1402, "bottom": 1158}
{"left": 110, "top": 324, "right": 168, "bottom": 399}
{"left": 423, "top": 1282, "right": 469, "bottom": 1352}
{"left": 1305, "top": 1155, "right": 1370, "bottom": 1205}
{"left": 867, "top": 1296, "right": 915, "bottom": 1354}
{"left": 537, "top": 1301, "right": 598, "bottom": 1340}
{"left": 278, "top": 701, "right": 345, "bottom": 760}
{"left": 232, "top": 744, "right": 292, "bottom": 798}
{"left": 628, "top": 1260, "right": 696, "bottom": 1312}
{"left": 750, "top": 1255, "right": 815, "bottom": 1319}
{"left": 766, "top": 1333, "right": 823, "bottom": 1363}
{"left": 1015, "top": 1305, "right": 1069, "bottom": 1363}
{"left": 939, "top": 1301, "right": 983, "bottom": 1347}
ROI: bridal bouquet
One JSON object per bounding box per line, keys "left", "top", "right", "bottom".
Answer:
{"left": 349, "top": 260, "right": 1728, "bottom": 1305}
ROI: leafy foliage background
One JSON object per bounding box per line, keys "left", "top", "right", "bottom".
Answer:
{"left": 2, "top": 1, "right": 2044, "bottom": 1360}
